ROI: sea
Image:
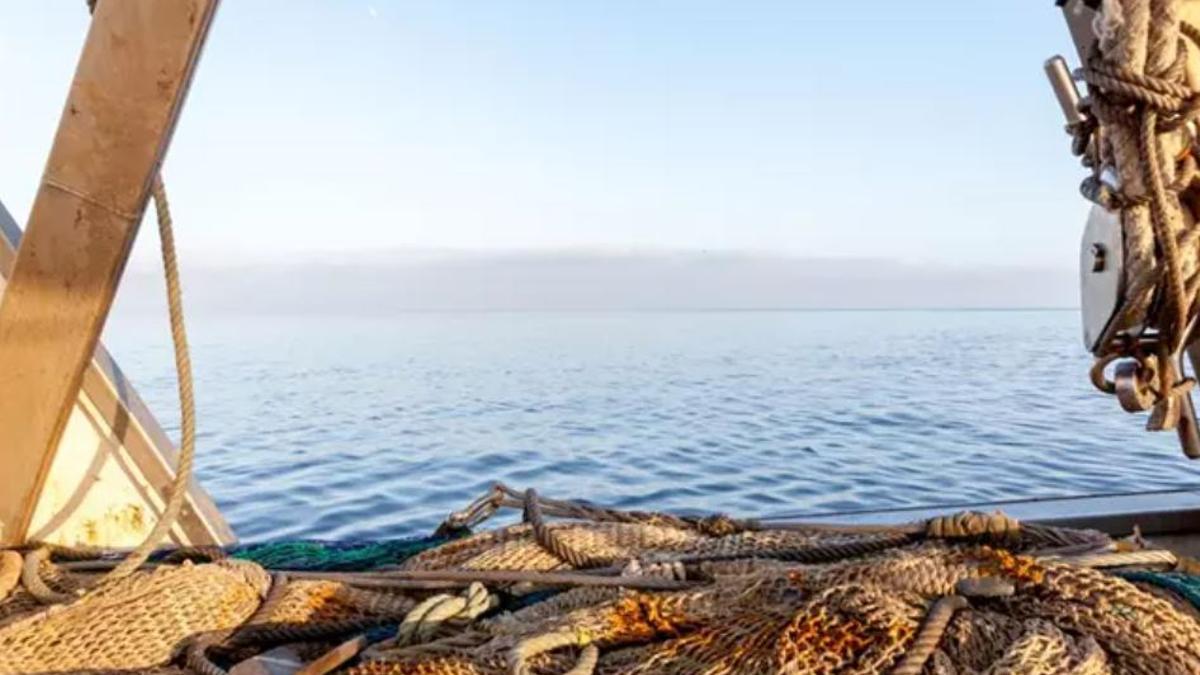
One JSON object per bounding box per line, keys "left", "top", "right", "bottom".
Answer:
{"left": 100, "top": 309, "right": 1200, "bottom": 542}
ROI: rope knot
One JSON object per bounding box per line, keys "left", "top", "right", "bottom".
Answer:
{"left": 622, "top": 558, "right": 687, "bottom": 581}
{"left": 394, "top": 581, "right": 495, "bottom": 647}
{"left": 926, "top": 511, "right": 1020, "bottom": 542}
{"left": 691, "top": 514, "right": 745, "bottom": 538}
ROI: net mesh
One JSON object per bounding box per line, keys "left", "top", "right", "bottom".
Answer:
{"left": 0, "top": 488, "right": 1197, "bottom": 674}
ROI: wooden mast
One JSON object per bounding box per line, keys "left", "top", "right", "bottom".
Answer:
{"left": 0, "top": 1, "right": 220, "bottom": 546}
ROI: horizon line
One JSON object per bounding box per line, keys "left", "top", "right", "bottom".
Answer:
{"left": 117, "top": 306, "right": 1082, "bottom": 315}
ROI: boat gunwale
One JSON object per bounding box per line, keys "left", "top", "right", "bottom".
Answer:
{"left": 0, "top": 198, "right": 234, "bottom": 546}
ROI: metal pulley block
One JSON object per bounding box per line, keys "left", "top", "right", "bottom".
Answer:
{"left": 1056, "top": 0, "right": 1101, "bottom": 63}
{"left": 1078, "top": 206, "right": 1124, "bottom": 353}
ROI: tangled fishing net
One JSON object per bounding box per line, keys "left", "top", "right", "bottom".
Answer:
{"left": 1, "top": 483, "right": 1199, "bottom": 674}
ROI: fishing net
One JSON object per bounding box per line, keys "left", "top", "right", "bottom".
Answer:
{"left": 0, "top": 483, "right": 1198, "bottom": 674}
{"left": 228, "top": 537, "right": 452, "bottom": 572}
{"left": 0, "top": 559, "right": 269, "bottom": 672}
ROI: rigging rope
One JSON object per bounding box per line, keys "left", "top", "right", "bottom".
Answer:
{"left": 19, "top": 174, "right": 197, "bottom": 597}
{"left": 1076, "top": 0, "right": 1200, "bottom": 442}
{"left": 104, "top": 174, "right": 198, "bottom": 580}
{"left": 23, "top": 172, "right": 197, "bottom": 598}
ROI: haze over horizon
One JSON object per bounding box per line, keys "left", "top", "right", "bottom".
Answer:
{"left": 2, "top": 3, "right": 1086, "bottom": 312}
{"left": 105, "top": 248, "right": 1077, "bottom": 315}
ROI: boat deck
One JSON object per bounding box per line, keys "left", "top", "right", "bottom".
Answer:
{"left": 771, "top": 487, "right": 1200, "bottom": 556}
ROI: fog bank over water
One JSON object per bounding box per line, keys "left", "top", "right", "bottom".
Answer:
{"left": 112, "top": 251, "right": 1077, "bottom": 315}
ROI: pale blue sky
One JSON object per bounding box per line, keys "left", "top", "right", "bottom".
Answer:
{"left": 0, "top": 2, "right": 1082, "bottom": 269}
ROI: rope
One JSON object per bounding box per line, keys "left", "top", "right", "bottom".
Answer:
{"left": 510, "top": 629, "right": 596, "bottom": 675}
{"left": 438, "top": 487, "right": 1114, "bottom": 581}
{"left": 889, "top": 595, "right": 968, "bottom": 675}
{"left": 104, "top": 175, "right": 197, "bottom": 580}
{"left": 1073, "top": 0, "right": 1200, "bottom": 450}
{"left": 393, "top": 582, "right": 493, "bottom": 646}
{"left": 501, "top": 484, "right": 759, "bottom": 535}
{"left": 467, "top": 484, "right": 1109, "bottom": 550}
{"left": 21, "top": 548, "right": 75, "bottom": 604}
{"left": 160, "top": 546, "right": 228, "bottom": 565}
{"left": 565, "top": 644, "right": 600, "bottom": 675}
{"left": 1047, "top": 548, "right": 1178, "bottom": 568}
{"left": 284, "top": 568, "right": 696, "bottom": 591}
{"left": 447, "top": 482, "right": 918, "bottom": 538}
{"left": 523, "top": 489, "right": 609, "bottom": 569}
{"left": 182, "top": 571, "right": 290, "bottom": 675}
{"left": 925, "top": 511, "right": 1020, "bottom": 542}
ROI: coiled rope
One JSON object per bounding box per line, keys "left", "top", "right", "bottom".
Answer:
{"left": 1076, "top": 0, "right": 1200, "bottom": 441}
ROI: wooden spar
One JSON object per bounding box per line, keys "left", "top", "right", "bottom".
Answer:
{"left": 0, "top": 1, "right": 220, "bottom": 546}
{"left": 0, "top": 200, "right": 234, "bottom": 547}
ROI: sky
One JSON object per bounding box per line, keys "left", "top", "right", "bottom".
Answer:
{"left": 0, "top": 1, "right": 1087, "bottom": 275}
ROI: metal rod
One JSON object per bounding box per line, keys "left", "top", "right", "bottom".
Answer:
{"left": 1180, "top": 346, "right": 1200, "bottom": 458}
{"left": 1045, "top": 55, "right": 1086, "bottom": 126}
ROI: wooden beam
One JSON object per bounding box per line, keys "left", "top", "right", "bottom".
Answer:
{"left": 0, "top": 0, "right": 220, "bottom": 546}
{"left": 0, "top": 199, "right": 235, "bottom": 547}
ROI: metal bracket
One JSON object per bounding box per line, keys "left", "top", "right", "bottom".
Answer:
{"left": 1058, "top": 0, "right": 1100, "bottom": 62}
{"left": 1079, "top": 206, "right": 1124, "bottom": 352}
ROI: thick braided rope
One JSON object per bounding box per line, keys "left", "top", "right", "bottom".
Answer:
{"left": 754, "top": 533, "right": 916, "bottom": 564}
{"left": 393, "top": 582, "right": 492, "bottom": 646}
{"left": 1052, "top": 548, "right": 1178, "bottom": 568}
{"left": 182, "top": 570, "right": 291, "bottom": 675}
{"left": 523, "top": 489, "right": 611, "bottom": 569}
{"left": 499, "top": 483, "right": 759, "bottom": 536}
{"left": 510, "top": 629, "right": 596, "bottom": 675}
{"left": 565, "top": 644, "right": 600, "bottom": 675}
{"left": 889, "top": 595, "right": 968, "bottom": 675}
{"left": 20, "top": 549, "right": 73, "bottom": 604}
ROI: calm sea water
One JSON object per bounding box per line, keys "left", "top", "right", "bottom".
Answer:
{"left": 101, "top": 310, "right": 1200, "bottom": 542}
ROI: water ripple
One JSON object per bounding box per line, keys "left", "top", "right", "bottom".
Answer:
{"left": 102, "top": 310, "right": 1199, "bottom": 541}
